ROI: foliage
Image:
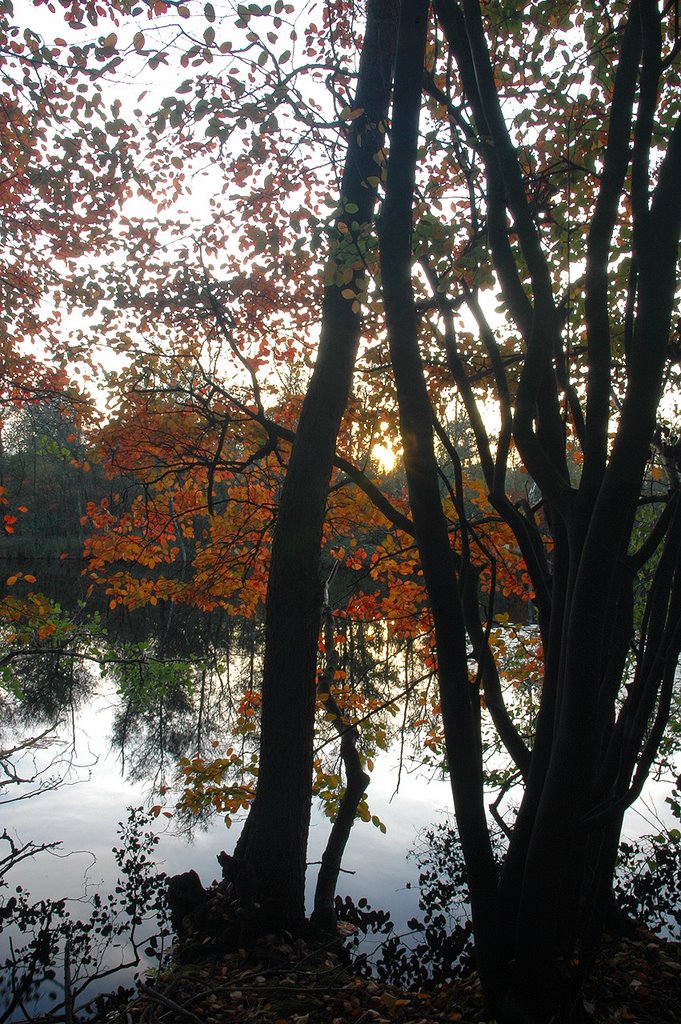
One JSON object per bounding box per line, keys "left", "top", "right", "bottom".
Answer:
{"left": 174, "top": 744, "right": 257, "bottom": 826}
{"left": 342, "top": 805, "right": 681, "bottom": 990}
{"left": 336, "top": 818, "right": 478, "bottom": 990}
{"left": 614, "top": 779, "right": 681, "bottom": 941}
{"left": 615, "top": 827, "right": 681, "bottom": 941}
{"left": 0, "top": 807, "right": 170, "bottom": 1023}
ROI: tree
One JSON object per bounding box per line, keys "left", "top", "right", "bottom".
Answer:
{"left": 374, "top": 0, "right": 681, "bottom": 1019}
{"left": 230, "top": 0, "right": 399, "bottom": 930}
{"left": 0, "top": 0, "right": 148, "bottom": 404}
{"left": 181, "top": 0, "right": 678, "bottom": 1017}
{"left": 0, "top": 0, "right": 180, "bottom": 549}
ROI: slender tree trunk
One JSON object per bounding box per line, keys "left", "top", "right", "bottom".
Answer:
{"left": 379, "top": 0, "right": 504, "bottom": 1007}
{"left": 311, "top": 587, "right": 371, "bottom": 932}
{"left": 233, "top": 0, "right": 398, "bottom": 931}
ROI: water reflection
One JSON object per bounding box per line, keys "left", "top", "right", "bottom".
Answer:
{"left": 4, "top": 655, "right": 95, "bottom": 733}
{"left": 0, "top": 575, "right": 449, "bottom": 1020}
{"left": 0, "top": 563, "right": 433, "bottom": 846}
{"left": 0, "top": 564, "right": 590, "bottom": 1020}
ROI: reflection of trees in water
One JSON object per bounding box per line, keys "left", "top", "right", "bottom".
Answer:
{"left": 4, "top": 652, "right": 96, "bottom": 730}
{"left": 0, "top": 652, "right": 98, "bottom": 809}
{"left": 1, "top": 574, "right": 435, "bottom": 825}
{"left": 107, "top": 612, "right": 266, "bottom": 793}
{"left": 105, "top": 606, "right": 428, "bottom": 837}
{"left": 111, "top": 682, "right": 197, "bottom": 788}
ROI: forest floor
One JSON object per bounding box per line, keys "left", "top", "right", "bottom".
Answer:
{"left": 101, "top": 924, "right": 681, "bottom": 1024}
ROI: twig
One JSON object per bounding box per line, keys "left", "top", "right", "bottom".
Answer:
{"left": 138, "top": 983, "right": 205, "bottom": 1024}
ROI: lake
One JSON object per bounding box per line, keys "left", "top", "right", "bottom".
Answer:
{"left": 0, "top": 607, "right": 459, "bottom": 1021}
{"left": 1, "top": 603, "right": 679, "bottom": 1021}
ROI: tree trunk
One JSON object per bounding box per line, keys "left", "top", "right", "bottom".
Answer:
{"left": 311, "top": 586, "right": 371, "bottom": 932}
{"left": 388, "top": 2, "right": 681, "bottom": 1021}
{"left": 233, "top": 0, "right": 398, "bottom": 932}
{"left": 379, "top": 0, "right": 504, "bottom": 1006}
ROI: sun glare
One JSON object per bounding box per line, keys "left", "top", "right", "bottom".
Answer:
{"left": 372, "top": 443, "right": 398, "bottom": 473}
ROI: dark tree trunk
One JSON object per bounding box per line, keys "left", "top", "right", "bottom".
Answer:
{"left": 233, "top": 0, "right": 398, "bottom": 932}
{"left": 380, "top": 1, "right": 681, "bottom": 1021}
{"left": 379, "top": 0, "right": 504, "bottom": 1005}
{"left": 311, "top": 588, "right": 371, "bottom": 933}
{"left": 425, "top": 2, "right": 681, "bottom": 1021}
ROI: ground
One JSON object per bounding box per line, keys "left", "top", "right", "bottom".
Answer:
{"left": 98, "top": 925, "right": 681, "bottom": 1024}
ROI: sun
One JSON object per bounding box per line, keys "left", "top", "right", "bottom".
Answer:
{"left": 371, "top": 442, "right": 397, "bottom": 473}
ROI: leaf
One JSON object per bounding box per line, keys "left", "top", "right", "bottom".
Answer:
{"left": 340, "top": 106, "right": 364, "bottom": 121}
{"left": 133, "top": 31, "right": 145, "bottom": 50}
{"left": 204, "top": 2, "right": 216, "bottom": 20}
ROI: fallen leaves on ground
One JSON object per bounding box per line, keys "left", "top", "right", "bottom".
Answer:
{"left": 98, "top": 926, "right": 681, "bottom": 1024}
